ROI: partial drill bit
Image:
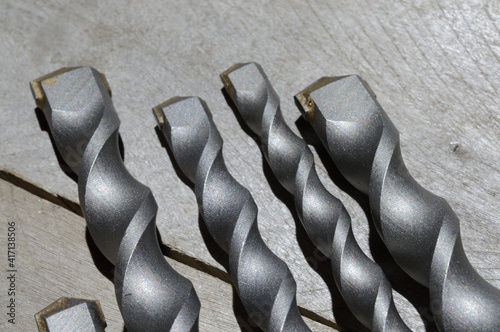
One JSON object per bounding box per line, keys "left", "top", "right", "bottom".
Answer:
{"left": 30, "top": 67, "right": 200, "bottom": 331}
{"left": 221, "top": 62, "right": 411, "bottom": 331}
{"left": 153, "top": 97, "right": 312, "bottom": 332}
{"left": 296, "top": 75, "right": 500, "bottom": 331}
{"left": 35, "top": 297, "right": 106, "bottom": 332}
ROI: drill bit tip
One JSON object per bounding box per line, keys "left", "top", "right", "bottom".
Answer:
{"left": 220, "top": 62, "right": 252, "bottom": 99}
{"left": 156, "top": 96, "right": 213, "bottom": 126}
{"left": 295, "top": 76, "right": 359, "bottom": 121}
{"left": 221, "top": 62, "right": 263, "bottom": 91}
{"left": 220, "top": 62, "right": 246, "bottom": 97}
{"left": 152, "top": 96, "right": 183, "bottom": 130}
{"left": 30, "top": 67, "right": 72, "bottom": 109}
{"left": 35, "top": 297, "right": 106, "bottom": 332}
{"left": 30, "top": 67, "right": 112, "bottom": 109}
{"left": 222, "top": 62, "right": 277, "bottom": 134}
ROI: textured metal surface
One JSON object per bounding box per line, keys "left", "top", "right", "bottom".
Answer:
{"left": 296, "top": 75, "right": 500, "bottom": 331}
{"left": 154, "top": 97, "right": 311, "bottom": 332}
{"left": 221, "top": 62, "right": 411, "bottom": 331}
{"left": 35, "top": 297, "right": 106, "bottom": 332}
{"left": 30, "top": 67, "right": 201, "bottom": 332}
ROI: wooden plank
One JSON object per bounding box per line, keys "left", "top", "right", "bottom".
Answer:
{"left": 1, "top": 1, "right": 499, "bottom": 330}
{"left": 0, "top": 179, "right": 333, "bottom": 331}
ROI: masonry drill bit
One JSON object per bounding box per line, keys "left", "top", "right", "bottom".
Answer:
{"left": 153, "top": 97, "right": 311, "bottom": 332}
{"left": 30, "top": 67, "right": 200, "bottom": 332}
{"left": 296, "top": 75, "right": 500, "bottom": 331}
{"left": 221, "top": 62, "right": 411, "bottom": 331}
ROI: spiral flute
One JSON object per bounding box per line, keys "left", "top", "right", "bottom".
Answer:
{"left": 296, "top": 75, "right": 500, "bottom": 331}
{"left": 30, "top": 67, "right": 200, "bottom": 331}
{"left": 221, "top": 63, "right": 411, "bottom": 331}
{"left": 153, "top": 96, "right": 311, "bottom": 331}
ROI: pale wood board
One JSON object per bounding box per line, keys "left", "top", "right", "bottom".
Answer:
{"left": 1, "top": 0, "right": 499, "bottom": 330}
{"left": 0, "top": 180, "right": 333, "bottom": 331}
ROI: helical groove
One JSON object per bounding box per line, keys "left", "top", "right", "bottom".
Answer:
{"left": 222, "top": 62, "right": 411, "bottom": 331}
{"left": 296, "top": 74, "right": 500, "bottom": 331}
{"left": 153, "top": 96, "right": 311, "bottom": 332}
{"left": 30, "top": 66, "right": 200, "bottom": 332}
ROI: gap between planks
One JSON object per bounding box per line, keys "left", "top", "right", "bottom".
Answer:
{"left": 0, "top": 169, "right": 339, "bottom": 330}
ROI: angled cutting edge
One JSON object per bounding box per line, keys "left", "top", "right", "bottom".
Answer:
{"left": 221, "top": 62, "right": 411, "bottom": 331}
{"left": 153, "top": 97, "right": 312, "bottom": 332}
{"left": 295, "top": 75, "right": 500, "bottom": 331}
{"left": 30, "top": 67, "right": 200, "bottom": 332}
{"left": 35, "top": 297, "right": 107, "bottom": 332}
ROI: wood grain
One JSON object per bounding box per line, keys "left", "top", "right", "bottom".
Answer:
{"left": 1, "top": 0, "right": 499, "bottom": 330}
{"left": 0, "top": 180, "right": 333, "bottom": 331}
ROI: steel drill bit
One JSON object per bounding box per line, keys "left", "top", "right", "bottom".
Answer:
{"left": 30, "top": 67, "right": 200, "bottom": 332}
{"left": 296, "top": 75, "right": 500, "bottom": 331}
{"left": 153, "top": 96, "right": 311, "bottom": 332}
{"left": 221, "top": 62, "right": 411, "bottom": 331}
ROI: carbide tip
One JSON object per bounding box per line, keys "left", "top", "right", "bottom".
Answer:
{"left": 152, "top": 96, "right": 183, "bottom": 129}
{"left": 220, "top": 63, "right": 245, "bottom": 98}
{"left": 30, "top": 68, "right": 112, "bottom": 109}
{"left": 295, "top": 77, "right": 337, "bottom": 121}
{"left": 30, "top": 67, "right": 71, "bottom": 109}
{"left": 99, "top": 73, "right": 112, "bottom": 98}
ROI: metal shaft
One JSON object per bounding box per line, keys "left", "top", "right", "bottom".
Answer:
{"left": 153, "top": 97, "right": 311, "bottom": 332}
{"left": 30, "top": 67, "right": 200, "bottom": 332}
{"left": 221, "top": 62, "right": 411, "bottom": 331}
{"left": 296, "top": 75, "right": 500, "bottom": 331}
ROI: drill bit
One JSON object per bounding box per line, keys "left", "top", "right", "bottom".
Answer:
{"left": 296, "top": 75, "right": 500, "bottom": 331}
{"left": 153, "top": 97, "right": 312, "bottom": 332}
{"left": 30, "top": 67, "right": 200, "bottom": 332}
{"left": 221, "top": 62, "right": 411, "bottom": 331}
{"left": 35, "top": 297, "right": 106, "bottom": 332}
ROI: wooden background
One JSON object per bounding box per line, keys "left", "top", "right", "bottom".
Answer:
{"left": 1, "top": 1, "right": 499, "bottom": 331}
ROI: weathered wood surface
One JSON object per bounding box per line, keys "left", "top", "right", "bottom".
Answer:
{"left": 1, "top": 0, "right": 499, "bottom": 330}
{"left": 0, "top": 180, "right": 333, "bottom": 331}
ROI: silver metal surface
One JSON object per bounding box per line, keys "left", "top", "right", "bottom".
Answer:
{"left": 221, "top": 62, "right": 411, "bottom": 331}
{"left": 35, "top": 297, "right": 106, "bottom": 332}
{"left": 154, "top": 97, "right": 311, "bottom": 332}
{"left": 30, "top": 67, "right": 200, "bottom": 332}
{"left": 296, "top": 75, "right": 500, "bottom": 331}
